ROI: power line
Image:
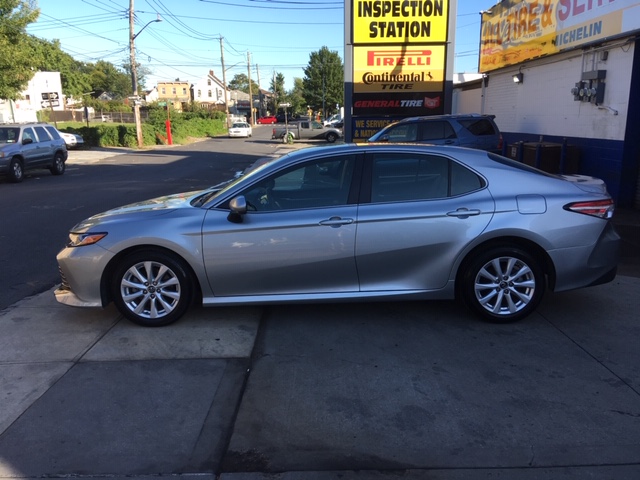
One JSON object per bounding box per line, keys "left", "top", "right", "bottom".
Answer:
{"left": 198, "top": 0, "right": 342, "bottom": 9}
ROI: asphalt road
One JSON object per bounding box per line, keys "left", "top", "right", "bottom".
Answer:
{"left": 0, "top": 129, "right": 282, "bottom": 311}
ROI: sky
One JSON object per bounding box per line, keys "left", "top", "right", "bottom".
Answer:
{"left": 26, "top": 0, "right": 499, "bottom": 92}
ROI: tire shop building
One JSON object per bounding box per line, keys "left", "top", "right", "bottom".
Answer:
{"left": 458, "top": 0, "right": 640, "bottom": 208}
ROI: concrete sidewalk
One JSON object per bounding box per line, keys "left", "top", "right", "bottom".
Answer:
{"left": 0, "top": 274, "right": 639, "bottom": 479}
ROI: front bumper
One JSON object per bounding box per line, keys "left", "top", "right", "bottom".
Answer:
{"left": 55, "top": 244, "right": 115, "bottom": 308}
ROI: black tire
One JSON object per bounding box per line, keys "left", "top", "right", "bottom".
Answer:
{"left": 8, "top": 158, "right": 24, "bottom": 183}
{"left": 326, "top": 132, "right": 338, "bottom": 143}
{"left": 50, "top": 152, "right": 66, "bottom": 175}
{"left": 111, "top": 250, "right": 193, "bottom": 327}
{"left": 461, "top": 246, "right": 545, "bottom": 323}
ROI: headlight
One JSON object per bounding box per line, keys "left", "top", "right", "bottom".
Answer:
{"left": 68, "top": 232, "right": 107, "bottom": 247}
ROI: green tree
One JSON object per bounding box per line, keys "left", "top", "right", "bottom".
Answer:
{"left": 32, "top": 38, "right": 92, "bottom": 97}
{"left": 85, "top": 60, "right": 132, "bottom": 99}
{"left": 228, "top": 73, "right": 259, "bottom": 95}
{"left": 122, "top": 61, "right": 152, "bottom": 92}
{"left": 286, "top": 77, "right": 306, "bottom": 116}
{"left": 269, "top": 72, "right": 285, "bottom": 112}
{"left": 0, "top": 0, "right": 40, "bottom": 99}
{"left": 302, "top": 46, "right": 343, "bottom": 119}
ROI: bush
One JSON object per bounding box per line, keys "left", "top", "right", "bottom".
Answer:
{"left": 66, "top": 105, "right": 227, "bottom": 148}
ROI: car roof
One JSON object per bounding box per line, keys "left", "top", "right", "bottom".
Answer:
{"left": 394, "top": 113, "right": 497, "bottom": 124}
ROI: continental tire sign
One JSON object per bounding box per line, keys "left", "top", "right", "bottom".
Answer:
{"left": 354, "top": 45, "right": 445, "bottom": 93}
{"left": 353, "top": 0, "right": 449, "bottom": 44}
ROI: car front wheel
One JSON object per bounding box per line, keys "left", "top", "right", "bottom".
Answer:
{"left": 111, "top": 250, "right": 193, "bottom": 327}
{"left": 461, "top": 246, "right": 545, "bottom": 323}
{"left": 50, "top": 152, "right": 66, "bottom": 175}
{"left": 326, "top": 132, "right": 338, "bottom": 143}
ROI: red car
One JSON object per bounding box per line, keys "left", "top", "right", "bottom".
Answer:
{"left": 257, "top": 116, "right": 277, "bottom": 124}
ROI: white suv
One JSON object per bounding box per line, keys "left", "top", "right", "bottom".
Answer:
{"left": 0, "top": 123, "right": 68, "bottom": 183}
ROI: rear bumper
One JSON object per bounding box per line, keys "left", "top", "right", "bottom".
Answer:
{"left": 550, "top": 222, "right": 620, "bottom": 292}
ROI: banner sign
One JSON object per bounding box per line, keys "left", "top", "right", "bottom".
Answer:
{"left": 353, "top": 0, "right": 450, "bottom": 44}
{"left": 353, "top": 45, "right": 445, "bottom": 93}
{"left": 352, "top": 91, "right": 444, "bottom": 116}
{"left": 351, "top": 116, "right": 398, "bottom": 141}
{"left": 480, "top": 0, "right": 640, "bottom": 72}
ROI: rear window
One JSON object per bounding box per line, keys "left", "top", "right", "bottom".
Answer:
{"left": 458, "top": 118, "right": 496, "bottom": 136}
{"left": 487, "top": 152, "right": 557, "bottom": 177}
{"left": 45, "top": 126, "right": 61, "bottom": 140}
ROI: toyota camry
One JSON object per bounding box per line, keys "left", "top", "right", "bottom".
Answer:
{"left": 55, "top": 144, "right": 619, "bottom": 326}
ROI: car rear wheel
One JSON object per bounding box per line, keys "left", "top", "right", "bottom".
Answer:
{"left": 461, "top": 246, "right": 545, "bottom": 323}
{"left": 8, "top": 158, "right": 24, "bottom": 183}
{"left": 111, "top": 251, "right": 193, "bottom": 327}
{"left": 50, "top": 152, "right": 65, "bottom": 175}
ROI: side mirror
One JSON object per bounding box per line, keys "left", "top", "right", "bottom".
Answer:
{"left": 227, "top": 195, "right": 247, "bottom": 223}
{"left": 22, "top": 138, "right": 33, "bottom": 145}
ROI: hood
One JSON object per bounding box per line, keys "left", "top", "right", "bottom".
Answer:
{"left": 73, "top": 189, "right": 204, "bottom": 231}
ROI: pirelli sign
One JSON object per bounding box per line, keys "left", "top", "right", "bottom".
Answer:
{"left": 346, "top": 0, "right": 453, "bottom": 140}
{"left": 354, "top": 45, "right": 445, "bottom": 93}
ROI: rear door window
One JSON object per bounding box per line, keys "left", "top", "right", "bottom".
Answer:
{"left": 44, "top": 126, "right": 61, "bottom": 140}
{"left": 34, "top": 126, "right": 51, "bottom": 142}
{"left": 420, "top": 121, "right": 456, "bottom": 141}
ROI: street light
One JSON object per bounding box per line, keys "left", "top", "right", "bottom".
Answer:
{"left": 129, "top": 5, "right": 161, "bottom": 147}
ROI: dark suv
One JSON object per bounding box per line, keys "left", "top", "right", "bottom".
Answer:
{"left": 0, "top": 123, "right": 68, "bottom": 183}
{"left": 368, "top": 114, "right": 503, "bottom": 152}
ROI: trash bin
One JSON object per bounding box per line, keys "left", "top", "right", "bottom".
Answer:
{"left": 521, "top": 142, "right": 580, "bottom": 174}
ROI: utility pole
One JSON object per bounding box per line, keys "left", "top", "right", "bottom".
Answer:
{"left": 129, "top": 2, "right": 161, "bottom": 147}
{"left": 129, "top": 0, "right": 142, "bottom": 148}
{"left": 273, "top": 70, "right": 277, "bottom": 115}
{"left": 220, "top": 36, "right": 231, "bottom": 128}
{"left": 256, "top": 64, "right": 262, "bottom": 118}
{"left": 247, "top": 51, "right": 254, "bottom": 125}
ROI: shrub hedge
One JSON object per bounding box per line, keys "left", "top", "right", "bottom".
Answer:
{"left": 62, "top": 107, "right": 227, "bottom": 148}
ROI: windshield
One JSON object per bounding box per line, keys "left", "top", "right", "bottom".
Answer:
{"left": 0, "top": 127, "right": 20, "bottom": 144}
{"left": 190, "top": 155, "right": 281, "bottom": 207}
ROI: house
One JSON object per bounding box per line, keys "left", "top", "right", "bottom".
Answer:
{"left": 192, "top": 70, "right": 227, "bottom": 108}
{"left": 143, "top": 86, "right": 159, "bottom": 103}
{"left": 0, "top": 71, "right": 63, "bottom": 123}
{"left": 157, "top": 81, "right": 191, "bottom": 111}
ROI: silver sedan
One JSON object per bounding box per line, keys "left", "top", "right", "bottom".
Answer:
{"left": 55, "top": 144, "right": 620, "bottom": 326}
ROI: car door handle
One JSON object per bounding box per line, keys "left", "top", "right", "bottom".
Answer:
{"left": 319, "top": 217, "right": 354, "bottom": 227}
{"left": 447, "top": 208, "right": 481, "bottom": 218}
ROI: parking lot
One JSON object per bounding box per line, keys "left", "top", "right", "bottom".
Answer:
{"left": 0, "top": 268, "right": 638, "bottom": 479}
{"left": 0, "top": 141, "right": 639, "bottom": 479}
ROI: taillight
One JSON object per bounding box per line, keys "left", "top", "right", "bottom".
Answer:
{"left": 497, "top": 133, "right": 503, "bottom": 151}
{"left": 564, "top": 199, "right": 615, "bottom": 219}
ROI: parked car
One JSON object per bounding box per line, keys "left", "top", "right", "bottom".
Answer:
{"left": 272, "top": 120, "right": 342, "bottom": 143}
{"left": 257, "top": 116, "right": 277, "bottom": 124}
{"left": 228, "top": 122, "right": 252, "bottom": 138}
{"left": 55, "top": 143, "right": 619, "bottom": 327}
{"left": 276, "top": 113, "right": 299, "bottom": 123}
{"left": 323, "top": 113, "right": 342, "bottom": 126}
{"left": 0, "top": 122, "right": 68, "bottom": 183}
{"left": 368, "top": 114, "right": 503, "bottom": 152}
{"left": 59, "top": 130, "right": 84, "bottom": 149}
